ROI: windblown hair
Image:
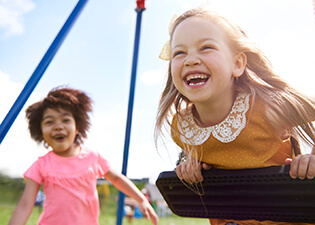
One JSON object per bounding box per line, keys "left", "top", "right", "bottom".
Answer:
{"left": 155, "top": 8, "right": 315, "bottom": 152}
{"left": 26, "top": 87, "right": 93, "bottom": 145}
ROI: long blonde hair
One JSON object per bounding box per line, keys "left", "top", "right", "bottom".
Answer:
{"left": 155, "top": 8, "right": 315, "bottom": 152}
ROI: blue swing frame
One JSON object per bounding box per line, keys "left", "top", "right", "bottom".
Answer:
{"left": 0, "top": 1, "right": 145, "bottom": 225}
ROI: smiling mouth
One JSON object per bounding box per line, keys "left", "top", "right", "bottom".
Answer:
{"left": 185, "top": 74, "right": 210, "bottom": 86}
{"left": 54, "top": 135, "right": 66, "bottom": 141}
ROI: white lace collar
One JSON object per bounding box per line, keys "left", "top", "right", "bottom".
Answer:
{"left": 177, "top": 93, "right": 250, "bottom": 145}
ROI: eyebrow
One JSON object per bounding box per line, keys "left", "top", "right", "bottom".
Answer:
{"left": 172, "top": 37, "right": 218, "bottom": 49}
{"left": 42, "top": 112, "right": 72, "bottom": 120}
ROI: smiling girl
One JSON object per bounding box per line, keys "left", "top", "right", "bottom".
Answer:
{"left": 9, "top": 87, "right": 158, "bottom": 225}
{"left": 155, "top": 8, "right": 315, "bottom": 225}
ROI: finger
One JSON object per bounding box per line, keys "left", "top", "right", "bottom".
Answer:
{"left": 307, "top": 156, "right": 315, "bottom": 179}
{"left": 202, "top": 162, "right": 212, "bottom": 170}
{"left": 187, "top": 159, "right": 202, "bottom": 183}
{"left": 193, "top": 162, "right": 203, "bottom": 182}
{"left": 183, "top": 162, "right": 194, "bottom": 183}
{"left": 284, "top": 158, "right": 292, "bottom": 165}
{"left": 142, "top": 209, "right": 149, "bottom": 220}
{"left": 149, "top": 209, "right": 158, "bottom": 225}
{"left": 180, "top": 159, "right": 197, "bottom": 184}
{"left": 175, "top": 164, "right": 183, "bottom": 180}
{"left": 177, "top": 161, "right": 193, "bottom": 183}
{"left": 289, "top": 155, "right": 300, "bottom": 179}
{"left": 297, "top": 155, "right": 311, "bottom": 179}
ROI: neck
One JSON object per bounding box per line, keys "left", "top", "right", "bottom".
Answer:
{"left": 193, "top": 93, "right": 236, "bottom": 127}
{"left": 53, "top": 144, "right": 81, "bottom": 157}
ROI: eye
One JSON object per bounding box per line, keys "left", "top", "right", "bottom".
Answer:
{"left": 172, "top": 50, "right": 185, "bottom": 58}
{"left": 43, "top": 120, "right": 53, "bottom": 125}
{"left": 201, "top": 45, "right": 215, "bottom": 51}
{"left": 63, "top": 117, "right": 72, "bottom": 123}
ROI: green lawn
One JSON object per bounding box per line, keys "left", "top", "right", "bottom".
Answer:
{"left": 0, "top": 203, "right": 209, "bottom": 225}
{"left": 0, "top": 174, "right": 209, "bottom": 225}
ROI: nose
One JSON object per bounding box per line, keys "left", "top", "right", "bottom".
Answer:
{"left": 54, "top": 121, "right": 64, "bottom": 130}
{"left": 184, "top": 55, "right": 201, "bottom": 66}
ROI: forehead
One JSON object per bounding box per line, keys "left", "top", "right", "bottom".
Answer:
{"left": 42, "top": 107, "right": 73, "bottom": 118}
{"left": 171, "top": 16, "right": 228, "bottom": 46}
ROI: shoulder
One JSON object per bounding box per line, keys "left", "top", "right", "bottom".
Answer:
{"left": 79, "top": 145, "right": 104, "bottom": 158}
{"left": 34, "top": 151, "right": 53, "bottom": 165}
{"left": 81, "top": 146, "right": 109, "bottom": 163}
{"left": 253, "top": 95, "right": 289, "bottom": 139}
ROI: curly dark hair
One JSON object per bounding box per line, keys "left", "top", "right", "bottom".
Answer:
{"left": 26, "top": 87, "right": 93, "bottom": 145}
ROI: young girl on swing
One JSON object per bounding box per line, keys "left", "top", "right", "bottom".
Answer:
{"left": 155, "top": 8, "right": 315, "bottom": 225}
{"left": 9, "top": 87, "right": 158, "bottom": 225}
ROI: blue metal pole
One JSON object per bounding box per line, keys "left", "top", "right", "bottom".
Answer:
{"left": 0, "top": 0, "right": 89, "bottom": 144}
{"left": 116, "top": 6, "right": 145, "bottom": 225}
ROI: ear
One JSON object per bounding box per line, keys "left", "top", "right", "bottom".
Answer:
{"left": 232, "top": 52, "right": 246, "bottom": 78}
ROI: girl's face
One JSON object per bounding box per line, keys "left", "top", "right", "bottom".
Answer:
{"left": 171, "top": 16, "right": 244, "bottom": 106}
{"left": 41, "top": 108, "right": 79, "bottom": 157}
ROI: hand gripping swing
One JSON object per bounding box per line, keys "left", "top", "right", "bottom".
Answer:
{"left": 156, "top": 165, "right": 315, "bottom": 223}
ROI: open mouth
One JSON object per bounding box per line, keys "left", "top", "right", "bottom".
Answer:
{"left": 54, "top": 135, "right": 66, "bottom": 141}
{"left": 185, "top": 74, "right": 209, "bottom": 86}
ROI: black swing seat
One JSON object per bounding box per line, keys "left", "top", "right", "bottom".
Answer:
{"left": 156, "top": 165, "right": 315, "bottom": 223}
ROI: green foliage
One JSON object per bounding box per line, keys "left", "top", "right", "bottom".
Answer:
{"left": 0, "top": 173, "right": 24, "bottom": 203}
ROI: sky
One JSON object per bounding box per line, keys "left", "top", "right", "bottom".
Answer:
{"left": 0, "top": 0, "right": 314, "bottom": 183}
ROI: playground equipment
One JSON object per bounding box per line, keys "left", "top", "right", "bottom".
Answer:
{"left": 156, "top": 165, "right": 315, "bottom": 223}
{"left": 0, "top": 1, "right": 145, "bottom": 225}
{"left": 2, "top": 1, "right": 315, "bottom": 224}
{"left": 0, "top": 0, "right": 88, "bottom": 144}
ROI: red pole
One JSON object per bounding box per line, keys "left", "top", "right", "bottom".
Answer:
{"left": 136, "top": 0, "right": 145, "bottom": 10}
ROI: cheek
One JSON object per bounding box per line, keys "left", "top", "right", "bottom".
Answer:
{"left": 171, "top": 72, "right": 181, "bottom": 91}
{"left": 207, "top": 56, "right": 232, "bottom": 76}
{"left": 41, "top": 128, "right": 49, "bottom": 140}
{"left": 171, "top": 61, "right": 182, "bottom": 81}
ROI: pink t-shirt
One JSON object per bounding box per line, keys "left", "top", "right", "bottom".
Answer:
{"left": 24, "top": 146, "right": 110, "bottom": 225}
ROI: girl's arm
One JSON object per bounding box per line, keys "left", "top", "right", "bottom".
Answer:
{"left": 266, "top": 106, "right": 315, "bottom": 179}
{"left": 104, "top": 168, "right": 158, "bottom": 225}
{"left": 8, "top": 178, "right": 40, "bottom": 225}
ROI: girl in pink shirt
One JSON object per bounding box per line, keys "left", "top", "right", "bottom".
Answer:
{"left": 9, "top": 87, "right": 158, "bottom": 225}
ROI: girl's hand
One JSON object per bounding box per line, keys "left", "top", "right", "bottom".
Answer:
{"left": 104, "top": 168, "right": 158, "bottom": 225}
{"left": 138, "top": 200, "right": 158, "bottom": 225}
{"left": 175, "top": 158, "right": 211, "bottom": 183}
{"left": 285, "top": 154, "right": 315, "bottom": 179}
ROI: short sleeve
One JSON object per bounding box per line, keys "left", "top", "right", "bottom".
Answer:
{"left": 24, "top": 160, "right": 43, "bottom": 185}
{"left": 96, "top": 153, "right": 111, "bottom": 177}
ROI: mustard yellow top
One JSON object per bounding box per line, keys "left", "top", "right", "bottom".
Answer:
{"left": 171, "top": 93, "right": 312, "bottom": 225}
{"left": 171, "top": 93, "right": 293, "bottom": 169}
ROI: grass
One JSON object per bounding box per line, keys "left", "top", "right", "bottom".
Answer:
{"left": 0, "top": 175, "right": 209, "bottom": 225}
{"left": 0, "top": 203, "right": 210, "bottom": 225}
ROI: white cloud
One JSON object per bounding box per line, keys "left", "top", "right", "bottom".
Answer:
{"left": 0, "top": 0, "right": 35, "bottom": 37}
{"left": 0, "top": 70, "right": 24, "bottom": 120}
{"left": 0, "top": 70, "right": 45, "bottom": 177}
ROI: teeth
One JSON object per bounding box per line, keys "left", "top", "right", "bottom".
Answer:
{"left": 189, "top": 81, "right": 206, "bottom": 86}
{"left": 186, "top": 74, "right": 208, "bottom": 81}
{"left": 55, "top": 135, "right": 65, "bottom": 139}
